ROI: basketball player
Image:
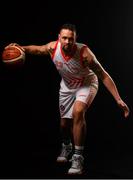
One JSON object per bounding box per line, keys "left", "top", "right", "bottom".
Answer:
{"left": 6, "top": 24, "right": 130, "bottom": 175}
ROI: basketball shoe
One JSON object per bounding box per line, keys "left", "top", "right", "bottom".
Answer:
{"left": 56, "top": 143, "right": 72, "bottom": 163}
{"left": 68, "top": 154, "right": 84, "bottom": 175}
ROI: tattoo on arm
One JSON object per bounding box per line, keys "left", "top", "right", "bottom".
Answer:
{"left": 48, "top": 47, "right": 54, "bottom": 54}
{"left": 91, "top": 59, "right": 105, "bottom": 79}
{"left": 83, "top": 57, "right": 105, "bottom": 79}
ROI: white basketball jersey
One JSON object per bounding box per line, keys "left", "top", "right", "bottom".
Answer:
{"left": 52, "top": 40, "right": 97, "bottom": 89}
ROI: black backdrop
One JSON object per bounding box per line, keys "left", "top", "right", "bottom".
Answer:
{"left": 0, "top": 0, "right": 133, "bottom": 178}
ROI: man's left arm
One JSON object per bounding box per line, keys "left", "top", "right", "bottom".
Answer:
{"left": 83, "top": 47, "right": 130, "bottom": 118}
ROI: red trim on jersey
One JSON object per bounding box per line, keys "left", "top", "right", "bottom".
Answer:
{"left": 80, "top": 45, "right": 87, "bottom": 67}
{"left": 60, "top": 43, "right": 77, "bottom": 62}
{"left": 51, "top": 40, "right": 59, "bottom": 60}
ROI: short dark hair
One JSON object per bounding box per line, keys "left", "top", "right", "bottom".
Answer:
{"left": 59, "top": 23, "right": 77, "bottom": 33}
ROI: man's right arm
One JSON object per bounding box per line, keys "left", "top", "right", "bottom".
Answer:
{"left": 5, "top": 41, "right": 56, "bottom": 57}
{"left": 22, "top": 41, "right": 56, "bottom": 56}
{"left": 22, "top": 44, "right": 48, "bottom": 56}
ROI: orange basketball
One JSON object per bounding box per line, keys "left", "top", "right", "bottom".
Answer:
{"left": 2, "top": 45, "right": 25, "bottom": 66}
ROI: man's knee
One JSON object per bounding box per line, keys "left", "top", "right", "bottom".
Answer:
{"left": 73, "top": 108, "right": 84, "bottom": 118}
{"left": 73, "top": 101, "right": 87, "bottom": 119}
{"left": 72, "top": 108, "right": 86, "bottom": 126}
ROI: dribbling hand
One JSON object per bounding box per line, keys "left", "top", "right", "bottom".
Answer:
{"left": 5, "top": 43, "right": 25, "bottom": 52}
{"left": 117, "top": 99, "right": 130, "bottom": 118}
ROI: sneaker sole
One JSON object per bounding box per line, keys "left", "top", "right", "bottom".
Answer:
{"left": 67, "top": 170, "right": 84, "bottom": 175}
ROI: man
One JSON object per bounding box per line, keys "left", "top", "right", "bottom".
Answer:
{"left": 6, "top": 23, "right": 130, "bottom": 175}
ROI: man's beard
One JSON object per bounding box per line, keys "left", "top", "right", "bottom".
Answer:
{"left": 62, "top": 45, "right": 72, "bottom": 53}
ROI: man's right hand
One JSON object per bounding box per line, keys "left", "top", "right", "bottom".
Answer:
{"left": 5, "top": 43, "right": 25, "bottom": 52}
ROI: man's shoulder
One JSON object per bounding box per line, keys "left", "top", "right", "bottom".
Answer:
{"left": 47, "top": 40, "right": 58, "bottom": 56}
{"left": 48, "top": 41, "right": 58, "bottom": 49}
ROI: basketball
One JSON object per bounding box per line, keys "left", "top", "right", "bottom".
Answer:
{"left": 2, "top": 45, "right": 25, "bottom": 66}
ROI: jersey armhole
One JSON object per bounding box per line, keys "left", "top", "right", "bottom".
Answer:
{"left": 51, "top": 40, "right": 59, "bottom": 60}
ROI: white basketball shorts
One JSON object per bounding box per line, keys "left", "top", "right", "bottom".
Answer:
{"left": 59, "top": 78, "right": 98, "bottom": 119}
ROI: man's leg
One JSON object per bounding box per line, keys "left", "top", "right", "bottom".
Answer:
{"left": 60, "top": 118, "right": 73, "bottom": 145}
{"left": 73, "top": 101, "right": 87, "bottom": 146}
{"left": 68, "top": 86, "right": 98, "bottom": 174}
{"left": 56, "top": 118, "right": 73, "bottom": 163}
{"left": 67, "top": 101, "right": 86, "bottom": 174}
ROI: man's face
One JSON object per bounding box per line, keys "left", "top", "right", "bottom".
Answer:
{"left": 58, "top": 29, "right": 76, "bottom": 53}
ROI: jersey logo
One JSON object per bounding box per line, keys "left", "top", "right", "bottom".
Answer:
{"left": 54, "top": 60, "right": 63, "bottom": 70}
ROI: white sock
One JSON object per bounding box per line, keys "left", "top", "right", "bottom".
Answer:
{"left": 74, "top": 145, "right": 84, "bottom": 156}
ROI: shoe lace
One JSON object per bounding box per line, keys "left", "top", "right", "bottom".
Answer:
{"left": 71, "top": 155, "right": 83, "bottom": 169}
